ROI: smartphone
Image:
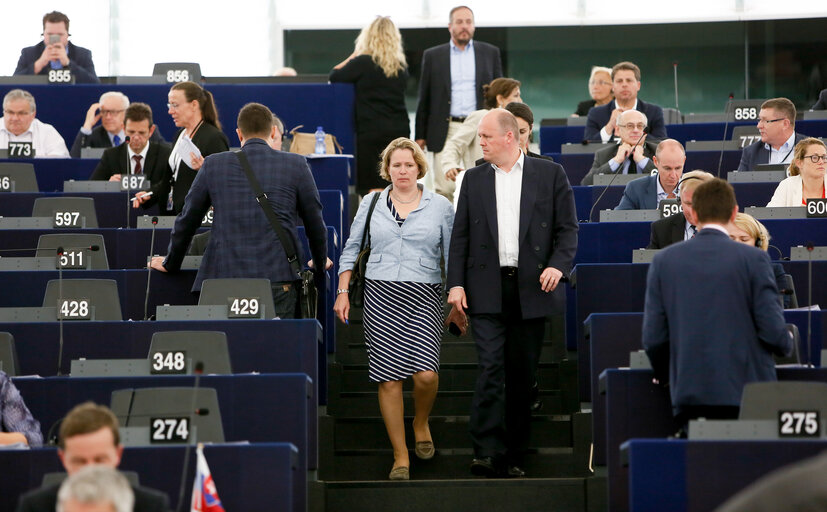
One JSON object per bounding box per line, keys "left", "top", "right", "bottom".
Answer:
{"left": 447, "top": 321, "right": 463, "bottom": 337}
{"left": 49, "top": 34, "right": 61, "bottom": 45}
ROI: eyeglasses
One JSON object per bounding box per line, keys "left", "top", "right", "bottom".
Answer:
{"left": 100, "top": 109, "right": 125, "bottom": 117}
{"left": 757, "top": 118, "right": 786, "bottom": 125}
{"left": 619, "top": 123, "right": 646, "bottom": 130}
{"left": 167, "top": 103, "right": 180, "bottom": 110}
{"left": 802, "top": 154, "right": 827, "bottom": 163}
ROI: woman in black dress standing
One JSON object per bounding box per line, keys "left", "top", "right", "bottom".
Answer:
{"left": 330, "top": 16, "right": 410, "bottom": 196}
{"left": 166, "top": 81, "right": 229, "bottom": 214}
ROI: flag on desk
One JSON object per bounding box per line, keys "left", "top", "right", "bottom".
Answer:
{"left": 191, "top": 444, "right": 225, "bottom": 512}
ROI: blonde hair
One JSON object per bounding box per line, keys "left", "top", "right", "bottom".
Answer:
{"left": 379, "top": 138, "right": 428, "bottom": 181}
{"left": 355, "top": 16, "right": 407, "bottom": 78}
{"left": 789, "top": 137, "right": 826, "bottom": 177}
{"left": 732, "top": 213, "right": 770, "bottom": 251}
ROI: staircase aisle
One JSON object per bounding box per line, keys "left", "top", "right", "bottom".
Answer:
{"left": 310, "top": 309, "right": 606, "bottom": 512}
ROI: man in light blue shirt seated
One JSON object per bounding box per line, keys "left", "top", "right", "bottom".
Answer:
{"left": 737, "top": 97, "right": 807, "bottom": 172}
{"left": 616, "top": 139, "right": 685, "bottom": 210}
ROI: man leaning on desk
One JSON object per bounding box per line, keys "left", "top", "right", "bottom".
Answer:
{"left": 737, "top": 98, "right": 806, "bottom": 172}
{"left": 14, "top": 11, "right": 99, "bottom": 84}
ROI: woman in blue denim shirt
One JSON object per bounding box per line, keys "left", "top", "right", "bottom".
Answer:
{"left": 335, "top": 138, "right": 454, "bottom": 480}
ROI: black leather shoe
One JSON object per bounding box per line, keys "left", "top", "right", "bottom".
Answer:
{"left": 505, "top": 465, "right": 526, "bottom": 478}
{"left": 470, "top": 457, "right": 498, "bottom": 478}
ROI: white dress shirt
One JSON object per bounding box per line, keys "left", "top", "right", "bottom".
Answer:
{"left": 0, "top": 117, "right": 69, "bottom": 158}
{"left": 493, "top": 151, "right": 525, "bottom": 267}
{"left": 127, "top": 142, "right": 150, "bottom": 174}
{"left": 766, "top": 132, "right": 796, "bottom": 165}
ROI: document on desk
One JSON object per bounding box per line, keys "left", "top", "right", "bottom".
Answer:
{"left": 175, "top": 133, "right": 201, "bottom": 169}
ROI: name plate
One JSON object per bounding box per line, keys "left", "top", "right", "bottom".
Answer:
{"left": 165, "top": 69, "right": 191, "bottom": 83}
{"left": 57, "top": 298, "right": 92, "bottom": 320}
{"left": 727, "top": 100, "right": 763, "bottom": 121}
{"left": 57, "top": 250, "right": 87, "bottom": 269}
{"left": 806, "top": 198, "right": 827, "bottom": 218}
{"left": 228, "top": 297, "right": 261, "bottom": 318}
{"left": 120, "top": 175, "right": 150, "bottom": 191}
{"left": 737, "top": 134, "right": 761, "bottom": 148}
{"left": 0, "top": 175, "right": 13, "bottom": 192}
{"left": 47, "top": 69, "right": 73, "bottom": 84}
{"left": 53, "top": 211, "right": 83, "bottom": 228}
{"left": 8, "top": 142, "right": 33, "bottom": 158}
{"left": 778, "top": 410, "right": 820, "bottom": 438}
{"left": 150, "top": 417, "right": 190, "bottom": 443}
{"left": 150, "top": 350, "right": 187, "bottom": 375}
{"left": 659, "top": 199, "right": 682, "bottom": 218}
{"left": 201, "top": 208, "right": 214, "bottom": 227}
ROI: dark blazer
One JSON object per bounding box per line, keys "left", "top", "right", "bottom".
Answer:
{"left": 14, "top": 41, "right": 99, "bottom": 84}
{"left": 580, "top": 140, "right": 658, "bottom": 185}
{"left": 89, "top": 142, "right": 173, "bottom": 211}
{"left": 16, "top": 482, "right": 168, "bottom": 512}
{"left": 647, "top": 211, "right": 686, "bottom": 249}
{"left": 447, "top": 155, "right": 579, "bottom": 318}
{"left": 70, "top": 125, "right": 165, "bottom": 158}
{"left": 170, "top": 123, "right": 230, "bottom": 214}
{"left": 163, "top": 139, "right": 328, "bottom": 292}
{"left": 642, "top": 228, "right": 791, "bottom": 415}
{"left": 737, "top": 132, "right": 807, "bottom": 172}
{"left": 584, "top": 99, "right": 667, "bottom": 142}
{"left": 575, "top": 99, "right": 596, "bottom": 117}
{"left": 414, "top": 41, "right": 502, "bottom": 153}
{"left": 615, "top": 174, "right": 660, "bottom": 210}
{"left": 811, "top": 88, "right": 827, "bottom": 110}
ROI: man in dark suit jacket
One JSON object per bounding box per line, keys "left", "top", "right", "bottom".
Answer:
{"left": 584, "top": 61, "right": 666, "bottom": 142}
{"left": 646, "top": 170, "right": 714, "bottom": 248}
{"left": 415, "top": 6, "right": 502, "bottom": 201}
{"left": 581, "top": 110, "right": 657, "bottom": 185}
{"left": 14, "top": 11, "right": 98, "bottom": 84}
{"left": 642, "top": 179, "right": 791, "bottom": 427}
{"left": 737, "top": 98, "right": 806, "bottom": 172}
{"left": 70, "top": 92, "right": 165, "bottom": 158}
{"left": 90, "top": 103, "right": 172, "bottom": 213}
{"left": 151, "top": 103, "right": 328, "bottom": 319}
{"left": 447, "top": 109, "right": 578, "bottom": 477}
{"left": 16, "top": 402, "right": 168, "bottom": 512}
{"left": 616, "top": 139, "right": 685, "bottom": 210}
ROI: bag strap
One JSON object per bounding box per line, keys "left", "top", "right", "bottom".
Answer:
{"left": 234, "top": 150, "right": 302, "bottom": 278}
{"left": 359, "top": 192, "right": 382, "bottom": 252}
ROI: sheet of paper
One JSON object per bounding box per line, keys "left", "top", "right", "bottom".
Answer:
{"left": 175, "top": 133, "right": 202, "bottom": 168}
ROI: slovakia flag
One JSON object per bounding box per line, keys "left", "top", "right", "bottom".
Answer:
{"left": 191, "top": 444, "right": 225, "bottom": 512}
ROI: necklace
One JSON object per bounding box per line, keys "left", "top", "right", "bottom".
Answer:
{"left": 391, "top": 189, "right": 420, "bottom": 204}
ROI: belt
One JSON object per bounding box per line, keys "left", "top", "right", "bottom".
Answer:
{"left": 449, "top": 116, "right": 467, "bottom": 123}
{"left": 500, "top": 266, "right": 518, "bottom": 278}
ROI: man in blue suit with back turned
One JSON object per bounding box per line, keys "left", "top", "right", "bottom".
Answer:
{"left": 150, "top": 103, "right": 328, "bottom": 318}
{"left": 448, "top": 109, "right": 578, "bottom": 478}
{"left": 14, "top": 11, "right": 98, "bottom": 84}
{"left": 642, "top": 178, "right": 791, "bottom": 429}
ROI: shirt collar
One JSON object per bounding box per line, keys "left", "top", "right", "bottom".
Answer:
{"left": 492, "top": 149, "right": 525, "bottom": 175}
{"left": 700, "top": 223, "right": 729, "bottom": 236}
{"left": 127, "top": 142, "right": 150, "bottom": 160}
{"left": 450, "top": 39, "right": 474, "bottom": 52}
{"left": 764, "top": 131, "right": 796, "bottom": 152}
{"left": 1, "top": 119, "right": 34, "bottom": 137}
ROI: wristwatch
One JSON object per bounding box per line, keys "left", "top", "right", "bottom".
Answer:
{"left": 336, "top": 289, "right": 349, "bottom": 295}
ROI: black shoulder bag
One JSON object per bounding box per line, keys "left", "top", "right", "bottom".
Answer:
{"left": 349, "top": 192, "right": 381, "bottom": 308}
{"left": 234, "top": 150, "right": 317, "bottom": 319}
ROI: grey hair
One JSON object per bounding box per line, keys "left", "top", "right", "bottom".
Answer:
{"left": 3, "top": 89, "right": 35, "bottom": 113}
{"left": 618, "top": 109, "right": 648, "bottom": 127}
{"left": 99, "top": 91, "right": 129, "bottom": 109}
{"left": 56, "top": 466, "right": 134, "bottom": 512}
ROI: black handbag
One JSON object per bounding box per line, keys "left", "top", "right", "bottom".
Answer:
{"left": 234, "top": 150, "right": 317, "bottom": 319}
{"left": 348, "top": 192, "right": 381, "bottom": 308}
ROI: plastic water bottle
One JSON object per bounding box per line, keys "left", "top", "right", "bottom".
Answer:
{"left": 314, "top": 126, "right": 326, "bottom": 155}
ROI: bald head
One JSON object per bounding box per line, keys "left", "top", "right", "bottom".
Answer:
{"left": 653, "top": 139, "right": 686, "bottom": 194}
{"left": 617, "top": 110, "right": 647, "bottom": 145}
{"left": 478, "top": 108, "right": 521, "bottom": 167}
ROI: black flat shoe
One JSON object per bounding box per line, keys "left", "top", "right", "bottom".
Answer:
{"left": 470, "top": 457, "right": 498, "bottom": 478}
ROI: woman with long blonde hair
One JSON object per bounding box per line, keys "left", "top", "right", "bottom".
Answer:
{"left": 330, "top": 17, "right": 410, "bottom": 195}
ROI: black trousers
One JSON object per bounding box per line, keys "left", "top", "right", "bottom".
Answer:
{"left": 469, "top": 268, "right": 545, "bottom": 465}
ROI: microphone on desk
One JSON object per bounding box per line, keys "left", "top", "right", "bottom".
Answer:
{"left": 143, "top": 217, "right": 159, "bottom": 321}
{"left": 806, "top": 241, "right": 814, "bottom": 367}
{"left": 176, "top": 361, "right": 205, "bottom": 512}
{"left": 56, "top": 246, "right": 66, "bottom": 376}
{"left": 0, "top": 245, "right": 99, "bottom": 254}
{"left": 673, "top": 61, "right": 679, "bottom": 110}
{"left": 587, "top": 126, "right": 650, "bottom": 223}
{"left": 716, "top": 94, "right": 736, "bottom": 178}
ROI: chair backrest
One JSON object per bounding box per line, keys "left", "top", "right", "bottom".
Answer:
{"left": 152, "top": 62, "right": 202, "bottom": 83}
{"left": 0, "top": 332, "right": 19, "bottom": 376}
{"left": 110, "top": 387, "right": 224, "bottom": 444}
{"left": 781, "top": 273, "right": 799, "bottom": 309}
{"left": 199, "top": 278, "right": 276, "bottom": 319}
{"left": 662, "top": 108, "right": 682, "bottom": 125}
{"left": 41, "top": 471, "right": 139, "bottom": 488}
{"left": 740, "top": 381, "right": 827, "bottom": 419}
{"left": 774, "top": 323, "right": 802, "bottom": 366}
{"left": 0, "top": 162, "right": 38, "bottom": 192}
{"left": 566, "top": 116, "right": 588, "bottom": 126}
{"left": 149, "top": 331, "right": 232, "bottom": 374}
{"left": 42, "top": 279, "right": 123, "bottom": 321}
{"left": 31, "top": 197, "right": 99, "bottom": 228}
{"left": 36, "top": 234, "right": 109, "bottom": 269}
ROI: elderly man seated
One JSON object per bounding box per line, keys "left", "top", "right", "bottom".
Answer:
{"left": 0, "top": 89, "right": 69, "bottom": 158}
{"left": 581, "top": 109, "right": 657, "bottom": 185}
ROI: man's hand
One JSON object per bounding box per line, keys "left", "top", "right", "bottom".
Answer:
{"left": 415, "top": 139, "right": 426, "bottom": 150}
{"left": 333, "top": 292, "right": 349, "bottom": 324}
{"left": 107, "top": 174, "right": 122, "bottom": 182}
{"left": 447, "top": 287, "right": 468, "bottom": 314}
{"left": 83, "top": 103, "right": 101, "bottom": 131}
{"left": 605, "top": 107, "right": 624, "bottom": 136}
{"left": 539, "top": 267, "right": 563, "bottom": 293}
{"left": 632, "top": 135, "right": 647, "bottom": 163}
{"left": 149, "top": 256, "right": 168, "bottom": 272}
{"left": 307, "top": 258, "right": 334, "bottom": 270}
{"left": 613, "top": 143, "right": 632, "bottom": 164}
{"left": 132, "top": 191, "right": 151, "bottom": 208}
{"left": 444, "top": 305, "right": 468, "bottom": 335}
{"left": 445, "top": 168, "right": 463, "bottom": 181}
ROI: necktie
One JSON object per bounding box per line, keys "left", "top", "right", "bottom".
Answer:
{"left": 132, "top": 155, "right": 143, "bottom": 174}
{"left": 113, "top": 135, "right": 121, "bottom": 146}
{"left": 690, "top": 225, "right": 697, "bottom": 238}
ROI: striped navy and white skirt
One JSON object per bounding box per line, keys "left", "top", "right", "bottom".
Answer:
{"left": 362, "top": 279, "right": 443, "bottom": 382}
